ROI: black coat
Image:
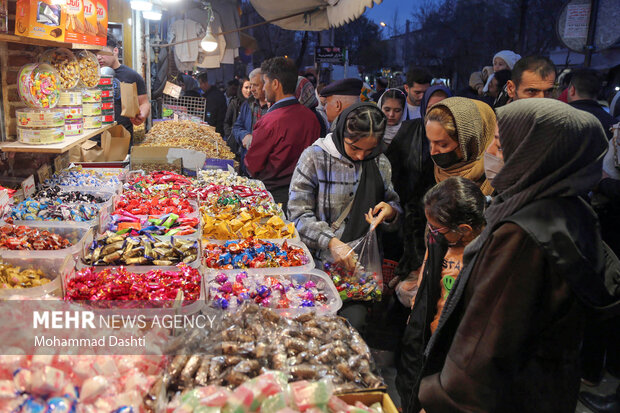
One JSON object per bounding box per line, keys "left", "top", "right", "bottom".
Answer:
{"left": 385, "top": 120, "right": 436, "bottom": 277}
{"left": 569, "top": 99, "right": 615, "bottom": 140}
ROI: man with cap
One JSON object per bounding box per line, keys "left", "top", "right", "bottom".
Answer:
{"left": 320, "top": 78, "right": 363, "bottom": 131}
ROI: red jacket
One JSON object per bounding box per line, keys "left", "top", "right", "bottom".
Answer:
{"left": 245, "top": 98, "right": 320, "bottom": 190}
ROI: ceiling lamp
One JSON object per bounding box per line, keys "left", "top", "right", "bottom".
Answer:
{"left": 143, "top": 6, "right": 162, "bottom": 20}
{"left": 130, "top": 0, "right": 152, "bottom": 11}
{"left": 200, "top": 3, "right": 218, "bottom": 52}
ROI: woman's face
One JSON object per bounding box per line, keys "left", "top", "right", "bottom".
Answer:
{"left": 425, "top": 209, "right": 468, "bottom": 246}
{"left": 486, "top": 123, "right": 502, "bottom": 159}
{"left": 493, "top": 57, "right": 509, "bottom": 72}
{"left": 488, "top": 77, "right": 499, "bottom": 99}
{"left": 344, "top": 135, "right": 379, "bottom": 161}
{"left": 241, "top": 80, "right": 252, "bottom": 99}
{"left": 381, "top": 97, "right": 404, "bottom": 126}
{"left": 426, "top": 121, "right": 459, "bottom": 156}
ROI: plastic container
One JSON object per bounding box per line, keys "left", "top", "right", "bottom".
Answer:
{"left": 82, "top": 102, "right": 102, "bottom": 116}
{"left": 58, "top": 90, "right": 82, "bottom": 106}
{"left": 65, "top": 120, "right": 83, "bottom": 136}
{"left": 16, "top": 108, "right": 64, "bottom": 128}
{"left": 98, "top": 75, "right": 113, "bottom": 86}
{"left": 0, "top": 255, "right": 74, "bottom": 299}
{"left": 17, "top": 63, "right": 61, "bottom": 109}
{"left": 76, "top": 50, "right": 100, "bottom": 88}
{"left": 61, "top": 106, "right": 82, "bottom": 121}
{"left": 82, "top": 88, "right": 102, "bottom": 103}
{"left": 100, "top": 89, "right": 113, "bottom": 99}
{"left": 83, "top": 115, "right": 102, "bottom": 130}
{"left": 205, "top": 268, "right": 341, "bottom": 316}
{"left": 202, "top": 238, "right": 313, "bottom": 274}
{"left": 62, "top": 264, "right": 205, "bottom": 317}
{"left": 101, "top": 101, "right": 113, "bottom": 111}
{"left": 39, "top": 48, "right": 79, "bottom": 90}
{"left": 17, "top": 127, "right": 64, "bottom": 145}
{"left": 102, "top": 114, "right": 114, "bottom": 124}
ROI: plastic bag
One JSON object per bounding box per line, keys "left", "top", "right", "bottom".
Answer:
{"left": 395, "top": 269, "right": 420, "bottom": 307}
{"left": 322, "top": 229, "right": 383, "bottom": 302}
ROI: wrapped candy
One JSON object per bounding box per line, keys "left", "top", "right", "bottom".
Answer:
{"left": 30, "top": 186, "right": 109, "bottom": 204}
{"left": 0, "top": 262, "right": 50, "bottom": 289}
{"left": 114, "top": 191, "right": 194, "bottom": 216}
{"left": 323, "top": 262, "right": 382, "bottom": 302}
{"left": 203, "top": 238, "right": 309, "bottom": 269}
{"left": 45, "top": 167, "right": 122, "bottom": 189}
{"left": 106, "top": 212, "right": 198, "bottom": 237}
{"left": 6, "top": 200, "right": 100, "bottom": 223}
{"left": 0, "top": 225, "right": 72, "bottom": 250}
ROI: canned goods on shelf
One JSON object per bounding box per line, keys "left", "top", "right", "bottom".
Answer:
{"left": 17, "top": 127, "right": 64, "bottom": 145}
{"left": 16, "top": 109, "right": 64, "bottom": 128}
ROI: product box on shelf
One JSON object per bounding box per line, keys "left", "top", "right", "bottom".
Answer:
{"left": 63, "top": 0, "right": 86, "bottom": 44}
{"left": 15, "top": 0, "right": 66, "bottom": 41}
{"left": 95, "top": 0, "right": 107, "bottom": 45}
{"left": 82, "top": 0, "right": 97, "bottom": 44}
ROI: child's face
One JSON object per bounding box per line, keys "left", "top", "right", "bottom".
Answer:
{"left": 425, "top": 208, "right": 480, "bottom": 247}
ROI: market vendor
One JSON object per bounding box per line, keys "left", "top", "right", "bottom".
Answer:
{"left": 97, "top": 33, "right": 150, "bottom": 141}
{"left": 288, "top": 102, "right": 402, "bottom": 331}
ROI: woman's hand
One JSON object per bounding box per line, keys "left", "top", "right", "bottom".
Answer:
{"left": 328, "top": 237, "right": 357, "bottom": 271}
{"left": 365, "top": 202, "right": 396, "bottom": 230}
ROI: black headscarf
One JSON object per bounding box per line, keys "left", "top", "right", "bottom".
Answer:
{"left": 419, "top": 85, "right": 452, "bottom": 120}
{"left": 331, "top": 102, "right": 387, "bottom": 242}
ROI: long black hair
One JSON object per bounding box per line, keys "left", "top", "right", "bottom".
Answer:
{"left": 423, "top": 176, "right": 486, "bottom": 231}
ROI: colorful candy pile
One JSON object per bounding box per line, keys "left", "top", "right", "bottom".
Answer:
{"left": 124, "top": 170, "right": 195, "bottom": 196}
{"left": 0, "top": 225, "right": 72, "bottom": 250}
{"left": 45, "top": 168, "right": 121, "bottom": 189}
{"left": 0, "top": 355, "right": 164, "bottom": 412}
{"left": 323, "top": 262, "right": 382, "bottom": 302}
{"left": 0, "top": 261, "right": 50, "bottom": 289}
{"left": 31, "top": 186, "right": 110, "bottom": 204}
{"left": 6, "top": 200, "right": 100, "bottom": 222}
{"left": 202, "top": 210, "right": 295, "bottom": 240}
{"left": 82, "top": 232, "right": 198, "bottom": 266}
{"left": 105, "top": 212, "right": 199, "bottom": 236}
{"left": 165, "top": 371, "right": 386, "bottom": 413}
{"left": 207, "top": 272, "right": 328, "bottom": 310}
{"left": 203, "top": 238, "right": 309, "bottom": 269}
{"left": 114, "top": 192, "right": 194, "bottom": 216}
{"left": 65, "top": 264, "right": 201, "bottom": 302}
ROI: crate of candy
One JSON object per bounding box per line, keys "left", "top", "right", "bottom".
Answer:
{"left": 62, "top": 263, "right": 205, "bottom": 317}
{"left": 0, "top": 255, "right": 74, "bottom": 298}
{"left": 79, "top": 231, "right": 200, "bottom": 268}
{"left": 206, "top": 269, "right": 341, "bottom": 316}
{"left": 45, "top": 166, "right": 124, "bottom": 193}
{"left": 202, "top": 237, "right": 313, "bottom": 274}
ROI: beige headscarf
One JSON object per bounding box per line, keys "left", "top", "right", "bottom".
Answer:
{"left": 431, "top": 97, "right": 496, "bottom": 195}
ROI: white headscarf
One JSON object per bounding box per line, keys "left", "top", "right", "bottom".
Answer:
{"left": 377, "top": 88, "right": 407, "bottom": 145}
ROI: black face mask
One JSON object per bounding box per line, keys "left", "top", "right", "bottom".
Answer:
{"left": 429, "top": 229, "right": 464, "bottom": 249}
{"left": 431, "top": 149, "right": 462, "bottom": 169}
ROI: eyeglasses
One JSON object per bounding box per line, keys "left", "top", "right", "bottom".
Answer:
{"left": 427, "top": 222, "right": 449, "bottom": 236}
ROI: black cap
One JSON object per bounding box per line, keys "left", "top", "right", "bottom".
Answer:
{"left": 320, "top": 78, "right": 363, "bottom": 97}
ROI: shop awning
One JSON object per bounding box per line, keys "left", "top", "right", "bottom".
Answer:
{"left": 248, "top": 0, "right": 382, "bottom": 31}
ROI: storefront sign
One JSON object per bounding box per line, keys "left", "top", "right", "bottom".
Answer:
{"left": 315, "top": 46, "right": 345, "bottom": 63}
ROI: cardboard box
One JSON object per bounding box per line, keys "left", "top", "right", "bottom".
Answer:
{"left": 63, "top": 0, "right": 86, "bottom": 44}
{"left": 95, "top": 0, "right": 107, "bottom": 46}
{"left": 81, "top": 0, "right": 97, "bottom": 43}
{"left": 101, "top": 124, "right": 130, "bottom": 162}
{"left": 336, "top": 392, "right": 398, "bottom": 413}
{"left": 130, "top": 147, "right": 183, "bottom": 174}
{"left": 15, "top": 0, "right": 66, "bottom": 42}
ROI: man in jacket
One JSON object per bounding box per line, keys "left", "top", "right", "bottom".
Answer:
{"left": 232, "top": 68, "right": 269, "bottom": 175}
{"left": 320, "top": 78, "right": 362, "bottom": 130}
{"left": 197, "top": 72, "right": 227, "bottom": 136}
{"left": 244, "top": 57, "right": 320, "bottom": 212}
{"left": 567, "top": 68, "right": 615, "bottom": 140}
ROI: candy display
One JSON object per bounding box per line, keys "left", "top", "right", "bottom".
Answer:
{"left": 45, "top": 167, "right": 122, "bottom": 189}
{"left": 58, "top": 90, "right": 82, "bottom": 106}
{"left": 83, "top": 115, "right": 102, "bottom": 129}
{"left": 82, "top": 88, "right": 102, "bottom": 103}
{"left": 64, "top": 120, "right": 83, "bottom": 136}
{"left": 206, "top": 270, "right": 338, "bottom": 311}
{"left": 202, "top": 207, "right": 295, "bottom": 240}
{"left": 147, "top": 304, "right": 384, "bottom": 399}
{"left": 82, "top": 232, "right": 198, "bottom": 266}
{"left": 17, "top": 127, "right": 64, "bottom": 145}
{"left": 203, "top": 238, "right": 310, "bottom": 269}
{"left": 323, "top": 262, "right": 382, "bottom": 302}
{"left": 6, "top": 200, "right": 100, "bottom": 222}
{"left": 0, "top": 261, "right": 50, "bottom": 289}
{"left": 76, "top": 50, "right": 100, "bottom": 88}
{"left": 105, "top": 212, "right": 199, "bottom": 237}
{"left": 39, "top": 48, "right": 79, "bottom": 90}
{"left": 0, "top": 225, "right": 72, "bottom": 250}
{"left": 164, "top": 372, "right": 388, "bottom": 413}
{"left": 16, "top": 109, "right": 64, "bottom": 128}
{"left": 140, "top": 120, "right": 235, "bottom": 160}
{"left": 65, "top": 264, "right": 202, "bottom": 302}
{"left": 198, "top": 169, "right": 267, "bottom": 190}
{"left": 124, "top": 170, "right": 195, "bottom": 196}
{"left": 17, "top": 63, "right": 61, "bottom": 108}
{"left": 114, "top": 191, "right": 195, "bottom": 216}
{"left": 31, "top": 186, "right": 110, "bottom": 204}
{"left": 82, "top": 102, "right": 102, "bottom": 116}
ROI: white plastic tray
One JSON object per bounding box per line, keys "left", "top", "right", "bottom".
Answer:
{"left": 0, "top": 255, "right": 73, "bottom": 299}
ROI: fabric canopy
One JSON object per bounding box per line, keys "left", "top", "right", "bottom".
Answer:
{"left": 249, "top": 0, "right": 382, "bottom": 31}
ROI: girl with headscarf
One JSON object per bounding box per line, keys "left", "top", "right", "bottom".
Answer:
{"left": 377, "top": 88, "right": 407, "bottom": 145}
{"left": 425, "top": 96, "right": 495, "bottom": 196}
{"left": 288, "top": 102, "right": 402, "bottom": 331}
{"left": 413, "top": 99, "right": 614, "bottom": 413}
{"left": 224, "top": 77, "right": 251, "bottom": 153}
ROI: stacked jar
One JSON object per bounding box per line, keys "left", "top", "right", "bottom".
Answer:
{"left": 99, "top": 75, "right": 114, "bottom": 125}
{"left": 16, "top": 61, "right": 65, "bottom": 145}
{"left": 82, "top": 88, "right": 102, "bottom": 130}
{"left": 40, "top": 48, "right": 82, "bottom": 138}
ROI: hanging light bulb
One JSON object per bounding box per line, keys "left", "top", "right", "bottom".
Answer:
{"left": 201, "top": 27, "right": 218, "bottom": 52}
{"left": 143, "top": 5, "right": 162, "bottom": 20}
{"left": 130, "top": 0, "right": 152, "bottom": 11}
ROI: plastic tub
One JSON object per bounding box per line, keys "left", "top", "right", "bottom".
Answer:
{"left": 39, "top": 48, "right": 79, "bottom": 90}
{"left": 65, "top": 121, "right": 83, "bottom": 136}
{"left": 100, "top": 89, "right": 113, "bottom": 99}
{"left": 202, "top": 238, "right": 313, "bottom": 274}
{"left": 98, "top": 75, "right": 113, "bottom": 86}
{"left": 0, "top": 255, "right": 74, "bottom": 298}
{"left": 17, "top": 127, "right": 64, "bottom": 145}
{"left": 16, "top": 108, "right": 64, "bottom": 128}
{"left": 61, "top": 106, "right": 82, "bottom": 120}
{"left": 62, "top": 264, "right": 205, "bottom": 317}
{"left": 76, "top": 50, "right": 100, "bottom": 88}
{"left": 83, "top": 115, "right": 102, "bottom": 129}
{"left": 205, "top": 268, "right": 341, "bottom": 316}
{"left": 17, "top": 63, "right": 61, "bottom": 108}
{"left": 82, "top": 102, "right": 102, "bottom": 116}
{"left": 82, "top": 88, "right": 101, "bottom": 103}
{"left": 101, "top": 101, "right": 113, "bottom": 111}
{"left": 58, "top": 90, "right": 82, "bottom": 106}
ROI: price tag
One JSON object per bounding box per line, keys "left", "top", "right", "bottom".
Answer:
{"left": 173, "top": 113, "right": 179, "bottom": 121}
{"left": 163, "top": 81, "right": 182, "bottom": 99}
{"left": 21, "top": 175, "right": 36, "bottom": 198}
{"left": 37, "top": 164, "right": 52, "bottom": 184}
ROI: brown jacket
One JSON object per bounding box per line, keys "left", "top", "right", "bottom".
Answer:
{"left": 417, "top": 196, "right": 608, "bottom": 412}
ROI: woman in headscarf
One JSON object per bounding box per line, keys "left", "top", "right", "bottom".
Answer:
{"left": 378, "top": 88, "right": 407, "bottom": 146}
{"left": 413, "top": 99, "right": 614, "bottom": 413}
{"left": 224, "top": 77, "right": 251, "bottom": 153}
{"left": 288, "top": 102, "right": 402, "bottom": 331}
{"left": 426, "top": 96, "right": 495, "bottom": 196}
